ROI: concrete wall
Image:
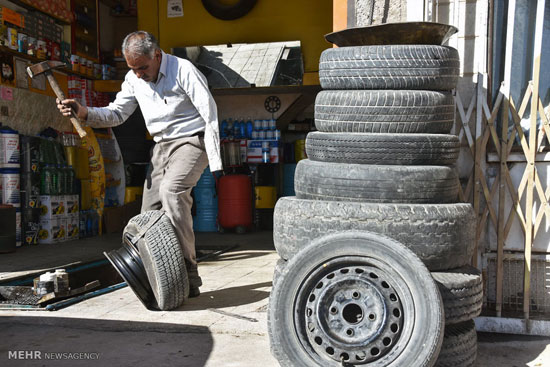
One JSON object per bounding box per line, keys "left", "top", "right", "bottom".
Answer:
{"left": 352, "top": 0, "right": 407, "bottom": 26}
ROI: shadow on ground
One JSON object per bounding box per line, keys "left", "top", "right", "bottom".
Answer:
{"left": 179, "top": 281, "right": 272, "bottom": 311}
{"left": 0, "top": 316, "right": 213, "bottom": 366}
{"left": 475, "top": 332, "right": 550, "bottom": 367}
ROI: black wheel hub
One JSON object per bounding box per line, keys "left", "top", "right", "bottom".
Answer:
{"left": 296, "top": 261, "right": 404, "bottom": 364}
{"left": 104, "top": 240, "right": 158, "bottom": 310}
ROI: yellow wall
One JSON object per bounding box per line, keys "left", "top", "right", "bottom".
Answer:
{"left": 138, "top": 0, "right": 332, "bottom": 73}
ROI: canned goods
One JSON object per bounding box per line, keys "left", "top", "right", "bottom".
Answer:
{"left": 27, "top": 37, "right": 36, "bottom": 56}
{"left": 79, "top": 57, "right": 87, "bottom": 74}
{"left": 87, "top": 59, "right": 93, "bottom": 77}
{"left": 254, "top": 120, "right": 261, "bottom": 131}
{"left": 261, "top": 119, "right": 269, "bottom": 130}
{"left": 71, "top": 54, "right": 80, "bottom": 72}
{"left": 7, "top": 27, "right": 18, "bottom": 50}
{"left": 258, "top": 131, "right": 266, "bottom": 140}
{"left": 36, "top": 39, "right": 47, "bottom": 59}
{"left": 266, "top": 130, "right": 274, "bottom": 139}
{"left": 269, "top": 119, "right": 276, "bottom": 130}
{"left": 17, "top": 33, "right": 28, "bottom": 53}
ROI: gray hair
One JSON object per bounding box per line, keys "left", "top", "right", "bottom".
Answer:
{"left": 122, "top": 31, "right": 160, "bottom": 58}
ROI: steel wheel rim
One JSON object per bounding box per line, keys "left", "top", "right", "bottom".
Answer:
{"left": 104, "top": 242, "right": 157, "bottom": 310}
{"left": 294, "top": 256, "right": 412, "bottom": 365}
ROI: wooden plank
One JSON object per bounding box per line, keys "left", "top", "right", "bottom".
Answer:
{"left": 455, "top": 90, "right": 476, "bottom": 154}
{"left": 496, "top": 84, "right": 508, "bottom": 317}
{"left": 524, "top": 0, "right": 546, "bottom": 321}
{"left": 473, "top": 73, "right": 484, "bottom": 268}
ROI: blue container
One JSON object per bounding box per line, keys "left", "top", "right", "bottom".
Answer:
{"left": 193, "top": 166, "right": 218, "bottom": 232}
{"left": 282, "top": 163, "right": 297, "bottom": 197}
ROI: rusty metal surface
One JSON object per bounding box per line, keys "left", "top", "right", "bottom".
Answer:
{"left": 325, "top": 22, "right": 459, "bottom": 47}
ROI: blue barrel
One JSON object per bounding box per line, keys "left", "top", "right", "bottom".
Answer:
{"left": 282, "top": 163, "right": 297, "bottom": 196}
{"left": 193, "top": 166, "right": 218, "bottom": 232}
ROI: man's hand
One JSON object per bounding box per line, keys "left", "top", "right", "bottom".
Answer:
{"left": 56, "top": 98, "right": 88, "bottom": 121}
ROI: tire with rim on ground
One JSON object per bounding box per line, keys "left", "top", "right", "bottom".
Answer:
{"left": 314, "top": 90, "right": 455, "bottom": 134}
{"left": 432, "top": 266, "right": 483, "bottom": 325}
{"left": 435, "top": 320, "right": 477, "bottom": 367}
{"left": 124, "top": 210, "right": 188, "bottom": 311}
{"left": 294, "top": 159, "right": 459, "bottom": 203}
{"left": 306, "top": 132, "right": 460, "bottom": 165}
{"left": 319, "top": 45, "right": 459, "bottom": 90}
{"left": 268, "top": 231, "right": 444, "bottom": 367}
{"left": 273, "top": 197, "right": 475, "bottom": 271}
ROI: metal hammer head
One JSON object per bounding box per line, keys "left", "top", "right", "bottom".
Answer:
{"left": 27, "top": 60, "right": 66, "bottom": 78}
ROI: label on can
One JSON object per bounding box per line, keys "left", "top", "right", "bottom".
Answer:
{"left": 24, "top": 221, "right": 39, "bottom": 245}
{"left": 0, "top": 169, "right": 20, "bottom": 207}
{"left": 0, "top": 130, "right": 20, "bottom": 168}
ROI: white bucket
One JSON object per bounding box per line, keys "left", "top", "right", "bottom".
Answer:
{"left": 0, "top": 128, "right": 20, "bottom": 168}
{"left": 0, "top": 168, "right": 20, "bottom": 207}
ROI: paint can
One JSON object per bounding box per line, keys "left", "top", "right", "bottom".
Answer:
{"left": 0, "top": 168, "right": 20, "bottom": 208}
{"left": 0, "top": 128, "right": 20, "bottom": 168}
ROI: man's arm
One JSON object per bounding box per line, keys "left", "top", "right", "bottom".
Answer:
{"left": 180, "top": 61, "right": 223, "bottom": 172}
{"left": 57, "top": 75, "right": 138, "bottom": 128}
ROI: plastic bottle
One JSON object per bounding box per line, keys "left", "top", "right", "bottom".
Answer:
{"left": 66, "top": 165, "right": 75, "bottom": 195}
{"left": 246, "top": 117, "right": 253, "bottom": 139}
{"left": 226, "top": 118, "right": 233, "bottom": 139}
{"left": 40, "top": 164, "right": 52, "bottom": 195}
{"left": 239, "top": 119, "right": 246, "bottom": 139}
{"left": 220, "top": 119, "right": 228, "bottom": 138}
{"left": 233, "top": 120, "right": 241, "bottom": 138}
{"left": 51, "top": 165, "right": 59, "bottom": 195}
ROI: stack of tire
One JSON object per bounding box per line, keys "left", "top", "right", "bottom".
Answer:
{"left": 268, "top": 44, "right": 482, "bottom": 366}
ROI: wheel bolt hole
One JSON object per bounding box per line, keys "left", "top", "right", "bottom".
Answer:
{"left": 368, "top": 313, "right": 376, "bottom": 321}
{"left": 391, "top": 323, "right": 399, "bottom": 333}
{"left": 342, "top": 304, "right": 363, "bottom": 324}
{"left": 369, "top": 272, "right": 378, "bottom": 279}
{"left": 327, "top": 273, "right": 335, "bottom": 279}
{"left": 383, "top": 337, "right": 392, "bottom": 346}
{"left": 340, "top": 353, "right": 349, "bottom": 361}
{"left": 340, "top": 268, "right": 349, "bottom": 274}
{"left": 393, "top": 308, "right": 401, "bottom": 318}
{"left": 381, "top": 281, "right": 390, "bottom": 289}
{"left": 355, "top": 268, "right": 364, "bottom": 274}
{"left": 309, "top": 294, "right": 316, "bottom": 302}
{"left": 355, "top": 354, "right": 366, "bottom": 361}
{"left": 346, "top": 329, "right": 354, "bottom": 336}
{"left": 314, "top": 337, "right": 323, "bottom": 345}
{"left": 352, "top": 291, "right": 360, "bottom": 299}
{"left": 326, "top": 347, "right": 334, "bottom": 355}
{"left": 330, "top": 307, "right": 338, "bottom": 314}
{"left": 306, "top": 308, "right": 312, "bottom": 317}
{"left": 316, "top": 282, "right": 324, "bottom": 289}
{"left": 370, "top": 347, "right": 380, "bottom": 356}
{"left": 390, "top": 293, "right": 397, "bottom": 302}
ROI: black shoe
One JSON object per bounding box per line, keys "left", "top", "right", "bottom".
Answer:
{"left": 189, "top": 287, "right": 200, "bottom": 298}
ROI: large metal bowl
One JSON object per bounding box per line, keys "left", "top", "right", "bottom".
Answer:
{"left": 325, "top": 22, "right": 458, "bottom": 47}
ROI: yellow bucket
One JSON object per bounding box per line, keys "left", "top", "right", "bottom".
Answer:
{"left": 125, "top": 186, "right": 144, "bottom": 204}
{"left": 255, "top": 186, "right": 277, "bottom": 209}
{"left": 294, "top": 139, "right": 307, "bottom": 162}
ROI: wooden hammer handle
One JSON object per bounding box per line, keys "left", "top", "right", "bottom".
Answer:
{"left": 46, "top": 73, "right": 87, "bottom": 138}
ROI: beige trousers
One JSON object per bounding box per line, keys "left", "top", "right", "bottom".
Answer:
{"left": 141, "top": 135, "right": 209, "bottom": 288}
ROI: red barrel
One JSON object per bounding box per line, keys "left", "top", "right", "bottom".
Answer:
{"left": 218, "top": 174, "right": 252, "bottom": 231}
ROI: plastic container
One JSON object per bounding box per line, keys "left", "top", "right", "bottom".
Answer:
{"left": 193, "top": 166, "right": 218, "bottom": 232}
{"left": 0, "top": 128, "right": 20, "bottom": 168}
{"left": 218, "top": 174, "right": 252, "bottom": 231}
{"left": 255, "top": 186, "right": 277, "bottom": 209}
{"left": 0, "top": 168, "right": 20, "bottom": 207}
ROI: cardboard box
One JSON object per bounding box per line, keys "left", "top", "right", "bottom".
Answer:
{"left": 66, "top": 215, "right": 79, "bottom": 240}
{"left": 39, "top": 195, "right": 65, "bottom": 219}
{"left": 38, "top": 217, "right": 64, "bottom": 244}
{"left": 65, "top": 195, "right": 79, "bottom": 216}
{"left": 246, "top": 140, "right": 280, "bottom": 164}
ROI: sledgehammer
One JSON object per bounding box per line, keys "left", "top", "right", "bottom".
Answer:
{"left": 27, "top": 60, "right": 87, "bottom": 138}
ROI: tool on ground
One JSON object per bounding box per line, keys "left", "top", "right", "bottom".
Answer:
{"left": 26, "top": 60, "right": 87, "bottom": 138}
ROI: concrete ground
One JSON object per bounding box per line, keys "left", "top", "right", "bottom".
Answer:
{"left": 0, "top": 231, "right": 549, "bottom": 366}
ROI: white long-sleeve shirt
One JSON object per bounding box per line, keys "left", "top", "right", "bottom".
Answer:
{"left": 87, "top": 51, "right": 223, "bottom": 172}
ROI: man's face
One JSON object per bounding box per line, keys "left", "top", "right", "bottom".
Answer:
{"left": 125, "top": 49, "right": 161, "bottom": 83}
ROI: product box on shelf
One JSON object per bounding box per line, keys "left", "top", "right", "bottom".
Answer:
{"left": 66, "top": 214, "right": 78, "bottom": 240}
{"left": 39, "top": 195, "right": 65, "bottom": 219}
{"left": 65, "top": 194, "right": 79, "bottom": 216}
{"left": 38, "top": 217, "right": 65, "bottom": 244}
{"left": 246, "top": 140, "right": 280, "bottom": 164}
